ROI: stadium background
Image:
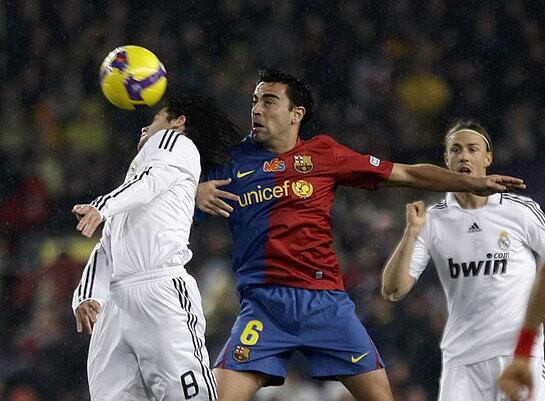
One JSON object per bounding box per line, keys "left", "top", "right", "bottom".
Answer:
{"left": 2, "top": 1, "right": 545, "bottom": 400}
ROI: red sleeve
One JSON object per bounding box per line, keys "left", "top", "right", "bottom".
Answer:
{"left": 328, "top": 136, "right": 393, "bottom": 189}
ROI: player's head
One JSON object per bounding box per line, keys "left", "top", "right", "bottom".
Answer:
{"left": 139, "top": 107, "right": 185, "bottom": 152}
{"left": 252, "top": 69, "right": 314, "bottom": 146}
{"left": 165, "top": 95, "right": 243, "bottom": 175}
{"left": 140, "top": 96, "right": 243, "bottom": 175}
{"left": 443, "top": 119, "right": 493, "bottom": 177}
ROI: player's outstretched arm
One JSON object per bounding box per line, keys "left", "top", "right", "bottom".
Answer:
{"left": 385, "top": 163, "right": 526, "bottom": 195}
{"left": 381, "top": 201, "right": 424, "bottom": 302}
{"left": 196, "top": 178, "right": 240, "bottom": 218}
{"left": 498, "top": 264, "right": 545, "bottom": 400}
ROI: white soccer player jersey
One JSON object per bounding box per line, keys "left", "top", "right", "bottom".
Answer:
{"left": 409, "top": 192, "right": 545, "bottom": 367}
{"left": 72, "top": 129, "right": 200, "bottom": 308}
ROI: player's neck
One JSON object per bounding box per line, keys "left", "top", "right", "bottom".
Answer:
{"left": 266, "top": 133, "right": 299, "bottom": 154}
{"left": 454, "top": 192, "right": 488, "bottom": 209}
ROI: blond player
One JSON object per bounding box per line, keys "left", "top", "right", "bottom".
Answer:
{"left": 382, "top": 119, "right": 545, "bottom": 401}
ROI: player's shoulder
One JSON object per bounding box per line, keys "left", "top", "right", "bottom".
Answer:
{"left": 308, "top": 133, "right": 336, "bottom": 145}
{"left": 144, "top": 129, "right": 197, "bottom": 156}
{"left": 501, "top": 193, "right": 541, "bottom": 206}
{"left": 427, "top": 199, "right": 448, "bottom": 213}
{"left": 501, "top": 193, "right": 545, "bottom": 222}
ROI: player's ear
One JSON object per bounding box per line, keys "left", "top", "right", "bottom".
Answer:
{"left": 291, "top": 106, "right": 305, "bottom": 124}
{"left": 484, "top": 151, "right": 492, "bottom": 168}
{"left": 444, "top": 152, "right": 450, "bottom": 169}
{"left": 174, "top": 115, "right": 187, "bottom": 131}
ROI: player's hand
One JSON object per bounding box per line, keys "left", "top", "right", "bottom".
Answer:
{"left": 498, "top": 357, "right": 533, "bottom": 401}
{"left": 72, "top": 204, "right": 104, "bottom": 237}
{"left": 196, "top": 178, "right": 240, "bottom": 218}
{"left": 75, "top": 300, "right": 102, "bottom": 335}
{"left": 406, "top": 201, "right": 426, "bottom": 233}
{"left": 471, "top": 175, "right": 526, "bottom": 196}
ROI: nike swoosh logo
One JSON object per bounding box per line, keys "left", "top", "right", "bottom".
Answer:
{"left": 351, "top": 352, "right": 370, "bottom": 363}
{"left": 236, "top": 170, "right": 256, "bottom": 179}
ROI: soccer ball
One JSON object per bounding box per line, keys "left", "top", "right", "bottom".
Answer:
{"left": 99, "top": 45, "right": 167, "bottom": 110}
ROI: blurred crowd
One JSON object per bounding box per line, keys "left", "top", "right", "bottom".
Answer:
{"left": 2, "top": 0, "right": 545, "bottom": 400}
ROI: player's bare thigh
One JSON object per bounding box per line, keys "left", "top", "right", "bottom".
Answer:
{"left": 214, "top": 368, "right": 270, "bottom": 401}
{"left": 213, "top": 367, "right": 394, "bottom": 401}
{"left": 339, "top": 368, "right": 395, "bottom": 401}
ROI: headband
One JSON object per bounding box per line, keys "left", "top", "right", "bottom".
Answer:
{"left": 445, "top": 129, "right": 491, "bottom": 151}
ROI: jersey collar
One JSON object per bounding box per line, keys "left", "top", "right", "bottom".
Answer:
{"left": 445, "top": 192, "right": 503, "bottom": 208}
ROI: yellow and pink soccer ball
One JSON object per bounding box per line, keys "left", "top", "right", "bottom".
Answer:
{"left": 99, "top": 45, "right": 167, "bottom": 110}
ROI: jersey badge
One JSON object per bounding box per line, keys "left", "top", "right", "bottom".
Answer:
{"left": 292, "top": 180, "right": 313, "bottom": 198}
{"left": 293, "top": 155, "right": 314, "bottom": 173}
{"left": 498, "top": 230, "right": 511, "bottom": 250}
{"left": 369, "top": 156, "right": 381, "bottom": 167}
{"left": 263, "top": 157, "right": 285, "bottom": 173}
{"left": 233, "top": 345, "right": 251, "bottom": 363}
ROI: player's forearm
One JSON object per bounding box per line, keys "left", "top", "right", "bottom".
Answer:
{"left": 72, "top": 243, "right": 112, "bottom": 314}
{"left": 523, "top": 265, "right": 545, "bottom": 329}
{"left": 512, "top": 265, "right": 545, "bottom": 358}
{"left": 388, "top": 163, "right": 477, "bottom": 192}
{"left": 382, "top": 227, "right": 419, "bottom": 302}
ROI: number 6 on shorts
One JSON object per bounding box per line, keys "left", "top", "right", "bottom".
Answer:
{"left": 240, "top": 320, "right": 263, "bottom": 346}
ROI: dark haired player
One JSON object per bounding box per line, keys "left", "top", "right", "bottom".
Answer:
{"left": 72, "top": 96, "right": 242, "bottom": 401}
{"left": 197, "top": 70, "right": 526, "bottom": 401}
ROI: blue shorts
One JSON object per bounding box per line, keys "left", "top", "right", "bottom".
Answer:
{"left": 214, "top": 285, "right": 384, "bottom": 385}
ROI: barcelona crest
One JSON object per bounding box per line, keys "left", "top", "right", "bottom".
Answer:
{"left": 233, "top": 345, "right": 251, "bottom": 363}
{"left": 294, "top": 155, "right": 313, "bottom": 173}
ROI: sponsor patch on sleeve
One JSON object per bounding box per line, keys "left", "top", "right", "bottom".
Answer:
{"left": 370, "top": 156, "right": 381, "bottom": 167}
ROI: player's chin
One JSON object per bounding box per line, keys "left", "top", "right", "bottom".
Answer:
{"left": 252, "top": 128, "right": 268, "bottom": 142}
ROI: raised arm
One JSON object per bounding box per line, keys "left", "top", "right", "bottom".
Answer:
{"left": 498, "top": 265, "right": 545, "bottom": 400}
{"left": 74, "top": 131, "right": 199, "bottom": 237}
{"left": 382, "top": 201, "right": 427, "bottom": 302}
{"left": 385, "top": 163, "right": 525, "bottom": 196}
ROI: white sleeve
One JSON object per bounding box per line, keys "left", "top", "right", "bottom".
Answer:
{"left": 71, "top": 220, "right": 113, "bottom": 313}
{"left": 409, "top": 222, "right": 431, "bottom": 280}
{"left": 90, "top": 130, "right": 201, "bottom": 218}
{"left": 519, "top": 197, "right": 545, "bottom": 264}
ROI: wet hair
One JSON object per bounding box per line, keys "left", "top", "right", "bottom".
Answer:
{"left": 444, "top": 118, "right": 492, "bottom": 152}
{"left": 257, "top": 68, "right": 314, "bottom": 129}
{"left": 166, "top": 95, "right": 243, "bottom": 175}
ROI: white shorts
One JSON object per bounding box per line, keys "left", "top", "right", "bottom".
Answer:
{"left": 439, "top": 356, "right": 545, "bottom": 401}
{"left": 88, "top": 267, "right": 217, "bottom": 401}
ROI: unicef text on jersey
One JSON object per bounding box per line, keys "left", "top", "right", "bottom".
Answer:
{"left": 448, "top": 252, "right": 510, "bottom": 278}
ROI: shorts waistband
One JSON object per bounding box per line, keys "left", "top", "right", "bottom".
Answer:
{"left": 110, "top": 266, "right": 187, "bottom": 290}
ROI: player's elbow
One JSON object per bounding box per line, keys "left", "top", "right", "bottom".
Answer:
{"left": 381, "top": 285, "right": 404, "bottom": 303}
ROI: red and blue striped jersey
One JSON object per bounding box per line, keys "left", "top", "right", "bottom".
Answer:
{"left": 198, "top": 134, "right": 393, "bottom": 291}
